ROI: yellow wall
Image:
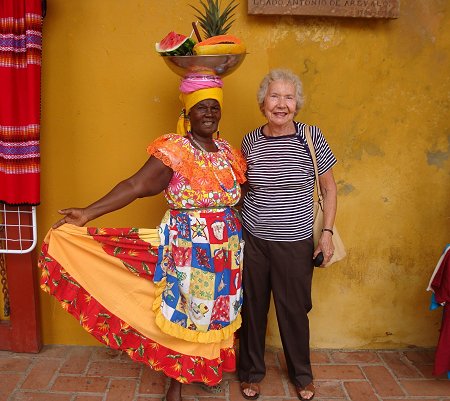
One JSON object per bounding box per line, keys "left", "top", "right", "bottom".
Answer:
{"left": 39, "top": 0, "right": 450, "bottom": 348}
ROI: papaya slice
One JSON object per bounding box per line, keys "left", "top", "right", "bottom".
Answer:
{"left": 195, "top": 34, "right": 242, "bottom": 46}
{"left": 194, "top": 34, "right": 246, "bottom": 55}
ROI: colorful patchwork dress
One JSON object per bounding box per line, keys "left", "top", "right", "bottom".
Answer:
{"left": 39, "top": 133, "right": 247, "bottom": 385}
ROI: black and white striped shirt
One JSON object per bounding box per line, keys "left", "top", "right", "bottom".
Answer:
{"left": 241, "top": 121, "right": 337, "bottom": 241}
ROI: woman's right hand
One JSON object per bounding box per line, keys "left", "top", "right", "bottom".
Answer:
{"left": 52, "top": 208, "right": 90, "bottom": 229}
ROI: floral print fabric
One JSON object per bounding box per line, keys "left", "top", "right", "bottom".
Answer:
{"left": 147, "top": 134, "right": 246, "bottom": 209}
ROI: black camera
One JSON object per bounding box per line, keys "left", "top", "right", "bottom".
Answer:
{"left": 313, "top": 252, "right": 324, "bottom": 267}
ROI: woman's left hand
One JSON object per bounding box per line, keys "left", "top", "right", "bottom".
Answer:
{"left": 315, "top": 230, "right": 335, "bottom": 266}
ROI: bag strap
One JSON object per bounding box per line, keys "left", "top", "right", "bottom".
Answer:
{"left": 304, "top": 125, "right": 323, "bottom": 204}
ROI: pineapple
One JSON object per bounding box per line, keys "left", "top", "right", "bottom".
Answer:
{"left": 190, "top": 0, "right": 239, "bottom": 39}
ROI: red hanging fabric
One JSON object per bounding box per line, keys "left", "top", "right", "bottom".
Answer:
{"left": 0, "top": 0, "right": 42, "bottom": 205}
{"left": 429, "top": 248, "right": 450, "bottom": 376}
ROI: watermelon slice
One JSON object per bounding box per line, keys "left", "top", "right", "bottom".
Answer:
{"left": 155, "top": 31, "right": 196, "bottom": 56}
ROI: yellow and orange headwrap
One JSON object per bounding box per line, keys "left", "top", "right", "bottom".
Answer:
{"left": 177, "top": 74, "right": 224, "bottom": 135}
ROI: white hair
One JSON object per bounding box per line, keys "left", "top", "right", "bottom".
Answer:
{"left": 257, "top": 69, "right": 304, "bottom": 115}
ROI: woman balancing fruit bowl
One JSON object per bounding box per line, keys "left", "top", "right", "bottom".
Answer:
{"left": 155, "top": 0, "right": 246, "bottom": 59}
{"left": 152, "top": 3, "right": 248, "bottom": 397}
{"left": 39, "top": 2, "right": 249, "bottom": 401}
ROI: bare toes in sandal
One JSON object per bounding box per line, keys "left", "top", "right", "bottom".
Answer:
{"left": 296, "top": 382, "right": 315, "bottom": 401}
{"left": 240, "top": 382, "right": 260, "bottom": 400}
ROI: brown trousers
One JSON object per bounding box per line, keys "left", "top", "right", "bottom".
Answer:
{"left": 238, "top": 229, "right": 314, "bottom": 387}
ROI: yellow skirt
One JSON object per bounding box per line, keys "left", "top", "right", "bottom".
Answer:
{"left": 39, "top": 224, "right": 236, "bottom": 385}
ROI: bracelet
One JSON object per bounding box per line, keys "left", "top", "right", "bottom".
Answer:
{"left": 322, "top": 228, "right": 334, "bottom": 235}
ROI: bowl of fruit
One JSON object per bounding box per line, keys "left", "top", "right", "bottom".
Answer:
{"left": 155, "top": 0, "right": 246, "bottom": 77}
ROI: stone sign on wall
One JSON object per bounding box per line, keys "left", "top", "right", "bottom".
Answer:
{"left": 248, "top": 0, "right": 400, "bottom": 19}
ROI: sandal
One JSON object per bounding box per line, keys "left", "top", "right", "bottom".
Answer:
{"left": 296, "top": 382, "right": 315, "bottom": 401}
{"left": 240, "top": 382, "right": 260, "bottom": 400}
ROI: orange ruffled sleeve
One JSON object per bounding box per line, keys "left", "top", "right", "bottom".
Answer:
{"left": 212, "top": 138, "right": 246, "bottom": 184}
{"left": 146, "top": 134, "right": 246, "bottom": 192}
{"left": 146, "top": 134, "right": 189, "bottom": 174}
{"left": 226, "top": 143, "right": 247, "bottom": 185}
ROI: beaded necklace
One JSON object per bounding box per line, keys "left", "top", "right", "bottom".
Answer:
{"left": 187, "top": 133, "right": 238, "bottom": 193}
{"left": 189, "top": 133, "right": 216, "bottom": 153}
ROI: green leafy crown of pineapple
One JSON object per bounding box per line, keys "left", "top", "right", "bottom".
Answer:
{"left": 190, "top": 0, "right": 239, "bottom": 39}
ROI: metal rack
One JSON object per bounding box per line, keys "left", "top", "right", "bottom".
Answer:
{"left": 0, "top": 205, "right": 37, "bottom": 254}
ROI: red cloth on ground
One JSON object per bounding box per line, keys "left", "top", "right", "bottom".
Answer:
{"left": 0, "top": 0, "right": 42, "bottom": 205}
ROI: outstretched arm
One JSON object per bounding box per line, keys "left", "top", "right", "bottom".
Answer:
{"left": 53, "top": 156, "right": 173, "bottom": 228}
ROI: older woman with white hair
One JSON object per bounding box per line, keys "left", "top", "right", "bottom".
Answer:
{"left": 238, "top": 69, "right": 338, "bottom": 401}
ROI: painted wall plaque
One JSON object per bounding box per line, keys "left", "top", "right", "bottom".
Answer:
{"left": 248, "top": 0, "right": 400, "bottom": 19}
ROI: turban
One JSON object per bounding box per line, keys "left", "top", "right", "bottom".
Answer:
{"left": 177, "top": 75, "right": 224, "bottom": 136}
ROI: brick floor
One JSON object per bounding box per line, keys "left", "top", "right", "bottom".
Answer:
{"left": 0, "top": 346, "right": 449, "bottom": 401}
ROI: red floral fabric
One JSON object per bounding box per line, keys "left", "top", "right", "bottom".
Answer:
{"left": 39, "top": 227, "right": 236, "bottom": 385}
{"left": 87, "top": 227, "right": 158, "bottom": 280}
